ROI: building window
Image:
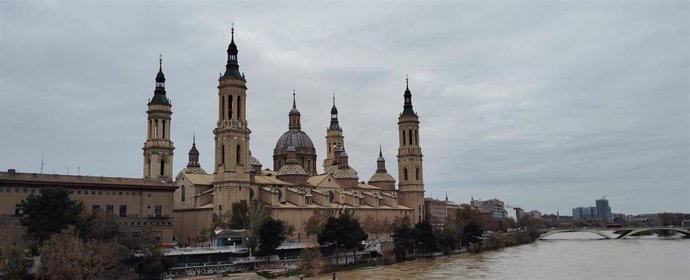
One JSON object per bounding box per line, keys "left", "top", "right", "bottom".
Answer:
{"left": 162, "top": 120, "right": 166, "bottom": 138}
{"left": 404, "top": 168, "right": 408, "bottom": 181}
{"left": 15, "top": 204, "right": 23, "bottom": 217}
{"left": 92, "top": 205, "right": 100, "bottom": 211}
{"left": 236, "top": 144, "right": 241, "bottom": 164}
{"left": 77, "top": 190, "right": 81, "bottom": 194}
{"left": 237, "top": 96, "right": 241, "bottom": 119}
{"left": 402, "top": 130, "right": 406, "bottom": 145}
{"left": 31, "top": 188, "right": 35, "bottom": 194}
{"left": 415, "top": 130, "right": 419, "bottom": 146}
{"left": 221, "top": 145, "right": 226, "bottom": 165}
{"left": 415, "top": 168, "right": 419, "bottom": 181}
{"left": 409, "top": 129, "right": 413, "bottom": 145}
{"left": 160, "top": 159, "right": 165, "bottom": 176}
{"left": 23, "top": 188, "right": 27, "bottom": 193}
{"left": 98, "top": 191, "right": 102, "bottom": 195}
{"left": 181, "top": 185, "right": 186, "bottom": 202}
{"left": 228, "top": 95, "right": 233, "bottom": 120}
{"left": 154, "top": 205, "right": 162, "bottom": 217}
{"left": 119, "top": 205, "right": 127, "bottom": 217}
{"left": 91, "top": 191, "right": 95, "bottom": 195}
{"left": 106, "top": 205, "right": 114, "bottom": 214}
{"left": 119, "top": 191, "right": 123, "bottom": 195}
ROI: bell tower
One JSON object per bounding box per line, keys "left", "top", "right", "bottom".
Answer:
{"left": 143, "top": 56, "right": 174, "bottom": 183}
{"left": 397, "top": 76, "right": 424, "bottom": 224}
{"left": 323, "top": 94, "right": 345, "bottom": 170}
{"left": 213, "top": 25, "right": 251, "bottom": 214}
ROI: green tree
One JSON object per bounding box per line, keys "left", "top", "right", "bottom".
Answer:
{"left": 20, "top": 188, "right": 84, "bottom": 242}
{"left": 460, "top": 222, "right": 482, "bottom": 251}
{"left": 229, "top": 200, "right": 249, "bottom": 229}
{"left": 391, "top": 222, "right": 415, "bottom": 261}
{"left": 257, "top": 217, "right": 287, "bottom": 256}
{"left": 414, "top": 221, "right": 437, "bottom": 254}
{"left": 318, "top": 212, "right": 368, "bottom": 263}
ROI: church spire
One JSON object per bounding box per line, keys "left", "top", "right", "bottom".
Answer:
{"left": 288, "top": 89, "right": 301, "bottom": 130}
{"left": 223, "top": 23, "right": 242, "bottom": 79}
{"left": 376, "top": 145, "right": 386, "bottom": 172}
{"left": 401, "top": 75, "right": 415, "bottom": 116}
{"left": 150, "top": 55, "right": 170, "bottom": 106}
{"left": 329, "top": 93, "right": 341, "bottom": 131}
{"left": 187, "top": 134, "right": 200, "bottom": 168}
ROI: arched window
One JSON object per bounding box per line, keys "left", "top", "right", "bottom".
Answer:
{"left": 221, "top": 96, "right": 225, "bottom": 119}
{"left": 160, "top": 159, "right": 165, "bottom": 176}
{"left": 228, "top": 95, "right": 233, "bottom": 120}
{"left": 402, "top": 130, "right": 406, "bottom": 145}
{"left": 221, "top": 145, "right": 225, "bottom": 165}
{"left": 236, "top": 144, "right": 241, "bottom": 164}
{"left": 415, "top": 130, "right": 419, "bottom": 146}
{"left": 415, "top": 168, "right": 419, "bottom": 181}
{"left": 148, "top": 120, "right": 152, "bottom": 138}
{"left": 154, "top": 120, "right": 158, "bottom": 138}
{"left": 409, "top": 129, "right": 413, "bottom": 145}
{"left": 404, "top": 168, "right": 408, "bottom": 181}
{"left": 237, "top": 96, "right": 241, "bottom": 120}
{"left": 162, "top": 120, "right": 166, "bottom": 139}
{"left": 181, "top": 185, "right": 186, "bottom": 202}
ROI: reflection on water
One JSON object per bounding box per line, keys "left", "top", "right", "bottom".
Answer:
{"left": 308, "top": 232, "right": 690, "bottom": 280}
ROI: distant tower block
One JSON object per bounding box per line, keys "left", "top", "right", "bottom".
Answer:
{"left": 143, "top": 56, "right": 174, "bottom": 183}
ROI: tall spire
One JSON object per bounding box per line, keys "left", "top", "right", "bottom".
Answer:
{"left": 187, "top": 134, "right": 200, "bottom": 168}
{"left": 288, "top": 89, "right": 301, "bottom": 130}
{"left": 402, "top": 74, "right": 415, "bottom": 116}
{"left": 376, "top": 145, "right": 386, "bottom": 172}
{"left": 329, "top": 93, "right": 341, "bottom": 131}
{"left": 150, "top": 55, "right": 170, "bottom": 106}
{"left": 223, "top": 23, "right": 242, "bottom": 78}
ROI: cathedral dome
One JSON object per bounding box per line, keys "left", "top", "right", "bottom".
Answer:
{"left": 274, "top": 130, "right": 316, "bottom": 154}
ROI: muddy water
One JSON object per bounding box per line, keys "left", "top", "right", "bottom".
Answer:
{"left": 308, "top": 232, "right": 690, "bottom": 280}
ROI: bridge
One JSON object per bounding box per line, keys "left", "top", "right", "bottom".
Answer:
{"left": 538, "top": 227, "right": 690, "bottom": 240}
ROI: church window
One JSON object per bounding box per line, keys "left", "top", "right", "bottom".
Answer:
{"left": 404, "top": 168, "right": 408, "bottom": 181}
{"left": 160, "top": 159, "right": 165, "bottom": 176}
{"left": 415, "top": 168, "right": 419, "bottom": 180}
{"left": 402, "top": 130, "right": 406, "bottom": 145}
{"left": 409, "top": 129, "right": 413, "bottom": 145}
{"left": 221, "top": 96, "right": 225, "bottom": 119}
{"left": 228, "top": 95, "right": 233, "bottom": 120}
{"left": 237, "top": 96, "right": 241, "bottom": 119}
{"left": 221, "top": 145, "right": 226, "bottom": 165}
{"left": 162, "top": 120, "right": 166, "bottom": 138}
{"left": 236, "top": 144, "right": 241, "bottom": 164}
{"left": 181, "top": 185, "right": 186, "bottom": 202}
{"left": 154, "top": 120, "right": 158, "bottom": 138}
{"left": 415, "top": 130, "right": 419, "bottom": 146}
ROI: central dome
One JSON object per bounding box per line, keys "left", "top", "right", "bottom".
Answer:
{"left": 274, "top": 130, "right": 315, "bottom": 153}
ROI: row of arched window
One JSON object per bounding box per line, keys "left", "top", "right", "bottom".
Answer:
{"left": 221, "top": 95, "right": 242, "bottom": 120}
{"left": 220, "top": 144, "right": 243, "bottom": 166}
{"left": 148, "top": 119, "right": 167, "bottom": 139}
{"left": 402, "top": 167, "right": 420, "bottom": 181}
{"left": 402, "top": 128, "right": 419, "bottom": 146}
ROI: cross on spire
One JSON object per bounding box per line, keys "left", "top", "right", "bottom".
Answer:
{"left": 292, "top": 89, "right": 296, "bottom": 108}
{"left": 231, "top": 22, "right": 235, "bottom": 42}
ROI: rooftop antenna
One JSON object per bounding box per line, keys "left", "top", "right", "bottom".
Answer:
{"left": 77, "top": 166, "right": 80, "bottom": 175}
{"left": 40, "top": 150, "right": 45, "bottom": 174}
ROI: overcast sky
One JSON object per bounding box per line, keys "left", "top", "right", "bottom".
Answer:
{"left": 1, "top": 1, "right": 688, "bottom": 215}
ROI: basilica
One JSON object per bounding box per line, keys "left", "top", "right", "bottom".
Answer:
{"left": 148, "top": 28, "right": 426, "bottom": 244}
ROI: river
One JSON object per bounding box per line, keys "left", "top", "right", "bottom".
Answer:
{"left": 307, "top": 232, "right": 689, "bottom": 280}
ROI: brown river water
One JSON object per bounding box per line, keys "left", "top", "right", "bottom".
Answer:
{"left": 306, "top": 232, "right": 690, "bottom": 280}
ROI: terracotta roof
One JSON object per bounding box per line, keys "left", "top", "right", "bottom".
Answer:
{"left": 0, "top": 171, "right": 175, "bottom": 190}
